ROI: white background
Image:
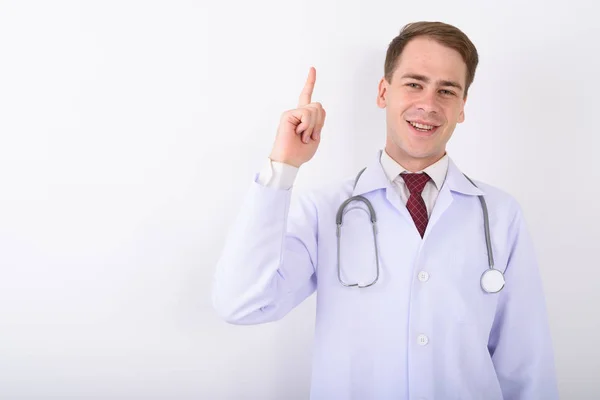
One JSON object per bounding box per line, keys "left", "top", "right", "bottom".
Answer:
{"left": 0, "top": 0, "right": 598, "bottom": 399}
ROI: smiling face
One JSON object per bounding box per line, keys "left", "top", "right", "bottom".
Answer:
{"left": 377, "top": 36, "right": 468, "bottom": 171}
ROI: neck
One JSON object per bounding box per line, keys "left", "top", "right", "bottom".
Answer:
{"left": 385, "top": 144, "right": 446, "bottom": 173}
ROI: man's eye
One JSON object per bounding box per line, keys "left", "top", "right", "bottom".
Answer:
{"left": 440, "top": 89, "right": 455, "bottom": 96}
{"left": 406, "top": 83, "right": 421, "bottom": 89}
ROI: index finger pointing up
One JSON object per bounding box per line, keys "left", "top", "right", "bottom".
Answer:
{"left": 298, "top": 67, "right": 316, "bottom": 107}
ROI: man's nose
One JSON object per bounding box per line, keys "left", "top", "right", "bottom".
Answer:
{"left": 416, "top": 89, "right": 441, "bottom": 114}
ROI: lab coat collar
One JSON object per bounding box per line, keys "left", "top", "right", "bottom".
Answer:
{"left": 350, "top": 150, "right": 390, "bottom": 196}
{"left": 444, "top": 158, "right": 485, "bottom": 196}
{"left": 352, "top": 150, "right": 485, "bottom": 197}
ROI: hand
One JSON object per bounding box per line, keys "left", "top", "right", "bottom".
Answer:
{"left": 269, "top": 67, "right": 326, "bottom": 168}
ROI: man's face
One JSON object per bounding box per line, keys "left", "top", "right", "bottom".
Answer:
{"left": 377, "top": 37, "right": 468, "bottom": 169}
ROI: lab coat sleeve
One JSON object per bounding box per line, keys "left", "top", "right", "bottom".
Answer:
{"left": 211, "top": 171, "right": 318, "bottom": 325}
{"left": 487, "top": 203, "right": 559, "bottom": 399}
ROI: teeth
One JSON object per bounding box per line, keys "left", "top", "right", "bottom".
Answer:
{"left": 410, "top": 121, "right": 434, "bottom": 130}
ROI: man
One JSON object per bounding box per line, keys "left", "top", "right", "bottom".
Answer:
{"left": 212, "top": 21, "right": 558, "bottom": 399}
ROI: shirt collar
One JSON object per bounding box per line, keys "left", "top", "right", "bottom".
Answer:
{"left": 352, "top": 150, "right": 485, "bottom": 197}
{"left": 379, "top": 149, "right": 449, "bottom": 190}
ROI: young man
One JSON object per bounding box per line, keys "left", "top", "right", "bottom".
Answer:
{"left": 212, "top": 21, "right": 558, "bottom": 399}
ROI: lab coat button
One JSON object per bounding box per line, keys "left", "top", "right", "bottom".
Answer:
{"left": 417, "top": 334, "right": 429, "bottom": 346}
{"left": 418, "top": 271, "right": 429, "bottom": 282}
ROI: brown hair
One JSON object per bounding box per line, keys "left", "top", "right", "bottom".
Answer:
{"left": 384, "top": 21, "right": 479, "bottom": 97}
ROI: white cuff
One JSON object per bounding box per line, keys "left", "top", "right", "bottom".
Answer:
{"left": 257, "top": 158, "right": 299, "bottom": 190}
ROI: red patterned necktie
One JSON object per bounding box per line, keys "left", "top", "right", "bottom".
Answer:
{"left": 400, "top": 172, "right": 431, "bottom": 238}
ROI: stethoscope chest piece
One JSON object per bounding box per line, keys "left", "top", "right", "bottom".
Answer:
{"left": 480, "top": 268, "right": 505, "bottom": 293}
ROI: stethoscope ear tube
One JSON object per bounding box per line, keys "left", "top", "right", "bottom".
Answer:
{"left": 464, "top": 175, "right": 505, "bottom": 294}
{"left": 336, "top": 195, "right": 380, "bottom": 288}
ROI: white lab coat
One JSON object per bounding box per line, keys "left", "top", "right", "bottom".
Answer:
{"left": 212, "top": 150, "right": 558, "bottom": 400}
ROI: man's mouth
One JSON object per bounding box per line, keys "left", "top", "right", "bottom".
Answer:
{"left": 406, "top": 120, "right": 440, "bottom": 135}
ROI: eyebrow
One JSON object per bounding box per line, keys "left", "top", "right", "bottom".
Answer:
{"left": 400, "top": 73, "right": 464, "bottom": 92}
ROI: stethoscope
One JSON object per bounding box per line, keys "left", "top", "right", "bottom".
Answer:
{"left": 335, "top": 167, "right": 506, "bottom": 294}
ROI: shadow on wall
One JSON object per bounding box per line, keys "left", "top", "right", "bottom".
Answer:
{"left": 349, "top": 46, "right": 390, "bottom": 168}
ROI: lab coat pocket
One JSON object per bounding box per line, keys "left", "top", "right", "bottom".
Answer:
{"left": 450, "top": 240, "right": 499, "bottom": 323}
{"left": 450, "top": 322, "right": 504, "bottom": 400}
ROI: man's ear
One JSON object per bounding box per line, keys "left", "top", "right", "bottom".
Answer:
{"left": 377, "top": 77, "right": 388, "bottom": 109}
{"left": 458, "top": 95, "right": 467, "bottom": 123}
